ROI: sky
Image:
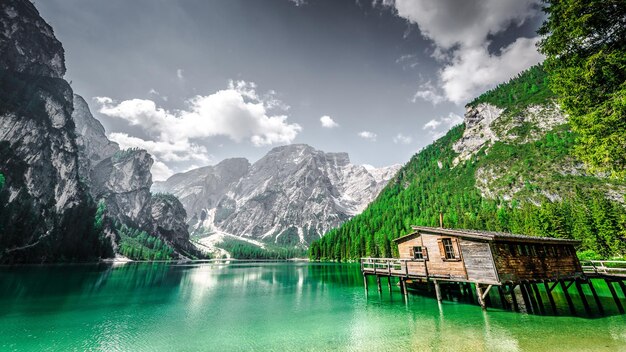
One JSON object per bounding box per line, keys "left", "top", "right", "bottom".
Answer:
{"left": 36, "top": 0, "right": 545, "bottom": 180}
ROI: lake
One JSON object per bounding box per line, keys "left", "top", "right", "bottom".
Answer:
{"left": 1, "top": 262, "right": 625, "bottom": 351}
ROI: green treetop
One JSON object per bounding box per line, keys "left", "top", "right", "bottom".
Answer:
{"left": 538, "top": 0, "right": 626, "bottom": 179}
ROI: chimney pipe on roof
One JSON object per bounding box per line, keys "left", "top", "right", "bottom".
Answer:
{"left": 439, "top": 212, "right": 444, "bottom": 228}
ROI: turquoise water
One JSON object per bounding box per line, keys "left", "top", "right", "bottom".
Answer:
{"left": 0, "top": 262, "right": 625, "bottom": 351}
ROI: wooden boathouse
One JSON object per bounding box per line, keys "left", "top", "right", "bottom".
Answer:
{"left": 362, "top": 226, "right": 626, "bottom": 314}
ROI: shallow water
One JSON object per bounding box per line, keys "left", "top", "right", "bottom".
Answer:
{"left": 0, "top": 262, "right": 624, "bottom": 351}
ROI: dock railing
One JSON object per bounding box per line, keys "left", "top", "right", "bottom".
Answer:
{"left": 361, "top": 257, "right": 420, "bottom": 276}
{"left": 581, "top": 260, "right": 626, "bottom": 277}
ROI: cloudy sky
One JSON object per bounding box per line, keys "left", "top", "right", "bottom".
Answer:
{"left": 37, "top": 0, "right": 544, "bottom": 180}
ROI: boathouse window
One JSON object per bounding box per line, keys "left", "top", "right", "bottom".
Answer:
{"left": 442, "top": 238, "right": 456, "bottom": 260}
{"left": 412, "top": 246, "right": 425, "bottom": 260}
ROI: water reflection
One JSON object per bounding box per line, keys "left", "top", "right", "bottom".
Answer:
{"left": 0, "top": 262, "right": 624, "bottom": 351}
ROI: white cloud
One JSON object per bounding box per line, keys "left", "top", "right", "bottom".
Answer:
{"left": 423, "top": 112, "right": 463, "bottom": 139}
{"left": 94, "top": 96, "right": 112, "bottom": 105}
{"left": 358, "top": 131, "right": 377, "bottom": 141}
{"left": 96, "top": 80, "right": 301, "bottom": 179}
{"left": 412, "top": 80, "right": 445, "bottom": 105}
{"left": 393, "top": 133, "right": 412, "bottom": 145}
{"left": 288, "top": 0, "right": 307, "bottom": 6}
{"left": 96, "top": 81, "right": 301, "bottom": 147}
{"left": 176, "top": 68, "right": 184, "bottom": 80}
{"left": 388, "top": 0, "right": 544, "bottom": 105}
{"left": 108, "top": 132, "right": 211, "bottom": 163}
{"left": 439, "top": 37, "right": 543, "bottom": 104}
{"left": 320, "top": 115, "right": 339, "bottom": 128}
{"left": 151, "top": 160, "right": 175, "bottom": 182}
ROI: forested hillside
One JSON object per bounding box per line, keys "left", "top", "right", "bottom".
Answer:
{"left": 309, "top": 65, "right": 626, "bottom": 262}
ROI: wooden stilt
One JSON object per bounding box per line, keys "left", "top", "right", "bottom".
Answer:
{"left": 519, "top": 283, "right": 533, "bottom": 313}
{"left": 387, "top": 276, "right": 392, "bottom": 292}
{"left": 560, "top": 280, "right": 577, "bottom": 315}
{"left": 401, "top": 278, "right": 408, "bottom": 296}
{"left": 543, "top": 281, "right": 557, "bottom": 314}
{"left": 475, "top": 284, "right": 486, "bottom": 310}
{"left": 484, "top": 288, "right": 493, "bottom": 307}
{"left": 531, "top": 283, "right": 545, "bottom": 315}
{"left": 434, "top": 280, "right": 442, "bottom": 302}
{"left": 606, "top": 279, "right": 624, "bottom": 314}
{"left": 498, "top": 286, "right": 510, "bottom": 310}
{"left": 510, "top": 284, "right": 519, "bottom": 312}
{"left": 524, "top": 283, "right": 539, "bottom": 314}
{"left": 575, "top": 280, "right": 591, "bottom": 316}
{"left": 587, "top": 279, "right": 604, "bottom": 315}
{"left": 376, "top": 275, "right": 382, "bottom": 292}
{"left": 466, "top": 283, "right": 475, "bottom": 303}
{"left": 363, "top": 274, "right": 368, "bottom": 291}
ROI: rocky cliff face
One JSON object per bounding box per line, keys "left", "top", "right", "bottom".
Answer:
{"left": 151, "top": 194, "right": 196, "bottom": 255}
{"left": 90, "top": 149, "right": 154, "bottom": 231}
{"left": 154, "top": 144, "right": 400, "bottom": 248}
{"left": 70, "top": 95, "right": 197, "bottom": 258}
{"left": 0, "top": 0, "right": 110, "bottom": 263}
{"left": 72, "top": 94, "right": 119, "bottom": 183}
{"left": 453, "top": 102, "right": 625, "bottom": 203}
{"left": 0, "top": 0, "right": 65, "bottom": 78}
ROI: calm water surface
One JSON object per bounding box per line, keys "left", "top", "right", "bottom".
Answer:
{"left": 0, "top": 262, "right": 625, "bottom": 351}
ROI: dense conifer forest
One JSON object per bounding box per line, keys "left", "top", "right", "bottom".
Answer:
{"left": 309, "top": 65, "right": 626, "bottom": 262}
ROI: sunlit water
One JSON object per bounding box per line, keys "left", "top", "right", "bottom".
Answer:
{"left": 1, "top": 262, "right": 625, "bottom": 351}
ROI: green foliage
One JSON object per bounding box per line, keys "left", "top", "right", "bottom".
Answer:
{"left": 116, "top": 223, "right": 175, "bottom": 260}
{"left": 112, "top": 148, "right": 142, "bottom": 163}
{"left": 94, "top": 199, "right": 106, "bottom": 234}
{"left": 0, "top": 173, "right": 4, "bottom": 190}
{"left": 538, "top": 0, "right": 626, "bottom": 178}
{"left": 220, "top": 238, "right": 306, "bottom": 260}
{"left": 151, "top": 192, "right": 179, "bottom": 204}
{"left": 468, "top": 65, "right": 555, "bottom": 113}
{"left": 309, "top": 119, "right": 626, "bottom": 262}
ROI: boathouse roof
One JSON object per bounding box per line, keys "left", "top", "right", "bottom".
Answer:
{"left": 392, "top": 226, "right": 581, "bottom": 245}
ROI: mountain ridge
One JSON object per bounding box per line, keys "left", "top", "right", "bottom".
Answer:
{"left": 154, "top": 143, "right": 400, "bottom": 255}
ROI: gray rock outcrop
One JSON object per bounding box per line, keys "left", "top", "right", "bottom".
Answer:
{"left": 154, "top": 144, "right": 400, "bottom": 247}
{"left": 0, "top": 0, "right": 110, "bottom": 262}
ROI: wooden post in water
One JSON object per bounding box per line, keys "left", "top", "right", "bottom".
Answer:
{"left": 525, "top": 283, "right": 540, "bottom": 314}
{"left": 531, "top": 283, "right": 546, "bottom": 315}
{"left": 575, "top": 279, "right": 591, "bottom": 315}
{"left": 543, "top": 281, "right": 557, "bottom": 314}
{"left": 387, "top": 276, "right": 392, "bottom": 292}
{"left": 587, "top": 280, "right": 604, "bottom": 315}
{"left": 519, "top": 283, "right": 533, "bottom": 313}
{"left": 475, "top": 283, "right": 486, "bottom": 310}
{"left": 401, "top": 278, "right": 408, "bottom": 296}
{"left": 376, "top": 275, "right": 382, "bottom": 293}
{"left": 560, "top": 280, "right": 577, "bottom": 315}
{"left": 509, "top": 284, "right": 519, "bottom": 312}
{"left": 466, "top": 283, "right": 475, "bottom": 303}
{"left": 434, "top": 280, "right": 442, "bottom": 302}
{"left": 498, "top": 286, "right": 510, "bottom": 310}
{"left": 605, "top": 279, "right": 624, "bottom": 314}
{"left": 363, "top": 274, "right": 368, "bottom": 291}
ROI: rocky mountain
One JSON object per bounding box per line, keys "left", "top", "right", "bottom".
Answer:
{"left": 72, "top": 97, "right": 201, "bottom": 259}
{"left": 311, "top": 65, "right": 626, "bottom": 261}
{"left": 0, "top": 0, "right": 199, "bottom": 262}
{"left": 72, "top": 94, "right": 120, "bottom": 182}
{"left": 0, "top": 0, "right": 111, "bottom": 263}
{"left": 153, "top": 144, "right": 400, "bottom": 251}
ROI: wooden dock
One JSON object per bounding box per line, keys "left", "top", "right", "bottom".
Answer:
{"left": 359, "top": 226, "right": 626, "bottom": 315}
{"left": 361, "top": 258, "right": 626, "bottom": 315}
